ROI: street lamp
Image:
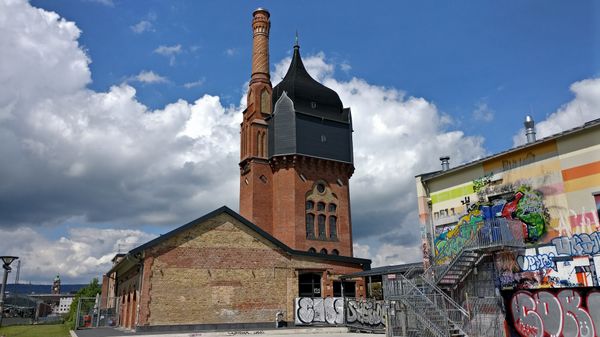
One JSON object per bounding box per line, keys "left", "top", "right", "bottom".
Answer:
{"left": 0, "top": 256, "right": 18, "bottom": 327}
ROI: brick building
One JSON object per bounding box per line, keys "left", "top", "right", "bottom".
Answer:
{"left": 100, "top": 8, "right": 370, "bottom": 331}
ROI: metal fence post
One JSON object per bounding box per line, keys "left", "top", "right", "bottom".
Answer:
{"left": 75, "top": 297, "right": 81, "bottom": 329}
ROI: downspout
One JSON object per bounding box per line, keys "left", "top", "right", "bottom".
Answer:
{"left": 134, "top": 253, "right": 144, "bottom": 330}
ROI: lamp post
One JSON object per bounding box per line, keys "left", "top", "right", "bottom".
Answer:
{"left": 0, "top": 256, "right": 18, "bottom": 328}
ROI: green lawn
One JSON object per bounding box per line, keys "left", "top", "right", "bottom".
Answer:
{"left": 0, "top": 324, "right": 70, "bottom": 337}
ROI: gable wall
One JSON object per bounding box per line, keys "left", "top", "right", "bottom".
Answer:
{"left": 137, "top": 213, "right": 364, "bottom": 326}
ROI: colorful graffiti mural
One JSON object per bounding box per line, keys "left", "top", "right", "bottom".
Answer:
{"left": 434, "top": 184, "right": 549, "bottom": 264}
{"left": 507, "top": 289, "right": 600, "bottom": 337}
{"left": 498, "top": 230, "right": 600, "bottom": 289}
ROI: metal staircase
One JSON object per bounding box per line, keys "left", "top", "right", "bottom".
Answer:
{"left": 386, "top": 271, "right": 470, "bottom": 337}
{"left": 434, "top": 218, "right": 525, "bottom": 290}
{"left": 383, "top": 218, "right": 525, "bottom": 336}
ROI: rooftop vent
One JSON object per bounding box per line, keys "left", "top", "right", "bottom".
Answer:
{"left": 524, "top": 115, "right": 536, "bottom": 143}
{"left": 440, "top": 156, "right": 450, "bottom": 171}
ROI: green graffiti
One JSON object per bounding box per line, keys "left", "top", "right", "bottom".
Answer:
{"left": 472, "top": 173, "right": 492, "bottom": 193}
{"left": 515, "top": 185, "right": 548, "bottom": 242}
{"left": 434, "top": 208, "right": 483, "bottom": 264}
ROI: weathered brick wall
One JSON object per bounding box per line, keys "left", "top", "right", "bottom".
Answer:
{"left": 139, "top": 213, "right": 364, "bottom": 326}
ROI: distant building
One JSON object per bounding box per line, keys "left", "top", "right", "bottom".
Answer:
{"left": 415, "top": 117, "right": 600, "bottom": 336}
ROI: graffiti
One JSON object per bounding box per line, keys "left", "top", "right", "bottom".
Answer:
{"left": 509, "top": 289, "right": 600, "bottom": 337}
{"left": 516, "top": 253, "right": 555, "bottom": 272}
{"left": 552, "top": 231, "right": 600, "bottom": 256}
{"left": 226, "top": 331, "right": 264, "bottom": 336}
{"left": 346, "top": 299, "right": 385, "bottom": 327}
{"left": 473, "top": 174, "right": 492, "bottom": 193}
{"left": 434, "top": 184, "right": 549, "bottom": 265}
{"left": 294, "top": 297, "right": 343, "bottom": 325}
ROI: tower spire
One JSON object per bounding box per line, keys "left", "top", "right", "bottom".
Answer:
{"left": 294, "top": 31, "right": 299, "bottom": 48}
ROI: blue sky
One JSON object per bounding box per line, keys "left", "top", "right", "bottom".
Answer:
{"left": 1, "top": 0, "right": 599, "bottom": 283}
{"left": 33, "top": 0, "right": 598, "bottom": 154}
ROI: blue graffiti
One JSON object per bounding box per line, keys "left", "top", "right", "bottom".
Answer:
{"left": 551, "top": 232, "right": 600, "bottom": 256}
{"left": 517, "top": 253, "right": 556, "bottom": 271}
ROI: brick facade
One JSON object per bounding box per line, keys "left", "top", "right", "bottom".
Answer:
{"left": 113, "top": 211, "right": 366, "bottom": 327}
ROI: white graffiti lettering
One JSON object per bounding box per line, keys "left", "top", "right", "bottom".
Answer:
{"left": 294, "top": 298, "right": 343, "bottom": 325}
{"left": 516, "top": 253, "right": 555, "bottom": 271}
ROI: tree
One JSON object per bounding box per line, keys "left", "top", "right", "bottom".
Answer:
{"left": 66, "top": 278, "right": 102, "bottom": 329}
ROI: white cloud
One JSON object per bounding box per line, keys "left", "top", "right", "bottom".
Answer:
{"left": 513, "top": 78, "right": 600, "bottom": 146}
{"left": 225, "top": 48, "right": 237, "bottom": 56}
{"left": 472, "top": 101, "right": 494, "bottom": 122}
{"left": 340, "top": 62, "right": 352, "bottom": 73}
{"left": 131, "top": 20, "right": 152, "bottom": 34}
{"left": 0, "top": 226, "right": 156, "bottom": 283}
{"left": 154, "top": 44, "right": 182, "bottom": 65}
{"left": 183, "top": 78, "right": 205, "bottom": 89}
{"left": 86, "top": 0, "right": 114, "bottom": 7}
{"left": 131, "top": 70, "right": 168, "bottom": 84}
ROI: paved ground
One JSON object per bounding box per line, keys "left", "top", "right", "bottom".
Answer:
{"left": 72, "top": 327, "right": 365, "bottom": 337}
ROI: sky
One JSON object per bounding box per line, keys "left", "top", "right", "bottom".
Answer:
{"left": 0, "top": 0, "right": 599, "bottom": 284}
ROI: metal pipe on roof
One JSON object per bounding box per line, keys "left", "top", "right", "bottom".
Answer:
{"left": 524, "top": 115, "right": 536, "bottom": 143}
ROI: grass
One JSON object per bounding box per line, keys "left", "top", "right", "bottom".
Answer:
{"left": 0, "top": 323, "right": 70, "bottom": 337}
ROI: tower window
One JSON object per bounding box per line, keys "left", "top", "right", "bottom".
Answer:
{"left": 311, "top": 101, "right": 317, "bottom": 109}
{"left": 317, "top": 202, "right": 325, "bottom": 211}
{"left": 308, "top": 247, "right": 316, "bottom": 253}
{"left": 306, "top": 213, "right": 315, "bottom": 239}
{"left": 329, "top": 216, "right": 337, "bottom": 239}
{"left": 317, "top": 183, "right": 325, "bottom": 193}
{"left": 328, "top": 203, "right": 337, "bottom": 212}
{"left": 306, "top": 201, "right": 314, "bottom": 210}
{"left": 318, "top": 215, "right": 326, "bottom": 239}
{"left": 320, "top": 248, "right": 328, "bottom": 255}
{"left": 331, "top": 249, "right": 339, "bottom": 256}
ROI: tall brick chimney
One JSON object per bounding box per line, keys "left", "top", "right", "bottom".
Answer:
{"left": 250, "top": 8, "right": 270, "bottom": 87}
{"left": 239, "top": 8, "right": 273, "bottom": 233}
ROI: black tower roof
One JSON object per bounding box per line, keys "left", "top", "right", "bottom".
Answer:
{"left": 272, "top": 44, "right": 349, "bottom": 123}
{"left": 268, "top": 44, "right": 353, "bottom": 164}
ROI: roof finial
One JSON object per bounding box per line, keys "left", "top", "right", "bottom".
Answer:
{"left": 294, "top": 30, "right": 299, "bottom": 48}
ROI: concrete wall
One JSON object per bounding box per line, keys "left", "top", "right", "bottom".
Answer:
{"left": 419, "top": 124, "right": 600, "bottom": 290}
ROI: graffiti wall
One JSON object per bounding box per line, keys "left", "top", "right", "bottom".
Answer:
{"left": 294, "top": 298, "right": 385, "bottom": 330}
{"left": 505, "top": 288, "right": 600, "bottom": 337}
{"left": 295, "top": 297, "right": 344, "bottom": 325}
{"left": 433, "top": 184, "right": 549, "bottom": 265}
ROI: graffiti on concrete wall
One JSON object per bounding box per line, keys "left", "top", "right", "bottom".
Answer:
{"left": 434, "top": 184, "right": 549, "bottom": 265}
{"left": 498, "top": 230, "right": 600, "bottom": 289}
{"left": 294, "top": 298, "right": 385, "bottom": 329}
{"left": 508, "top": 289, "right": 600, "bottom": 337}
{"left": 295, "top": 297, "right": 344, "bottom": 325}
{"left": 346, "top": 299, "right": 385, "bottom": 328}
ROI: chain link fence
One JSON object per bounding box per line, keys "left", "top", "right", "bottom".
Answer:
{"left": 74, "top": 296, "right": 119, "bottom": 329}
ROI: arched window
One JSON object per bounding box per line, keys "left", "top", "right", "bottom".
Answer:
{"left": 317, "top": 202, "right": 325, "bottom": 211}
{"left": 331, "top": 249, "right": 339, "bottom": 256}
{"left": 262, "top": 132, "right": 267, "bottom": 157}
{"left": 306, "top": 213, "right": 315, "bottom": 239}
{"left": 318, "top": 215, "right": 326, "bottom": 239}
{"left": 308, "top": 247, "right": 316, "bottom": 253}
{"left": 306, "top": 201, "right": 314, "bottom": 210}
{"left": 328, "top": 203, "right": 337, "bottom": 212}
{"left": 320, "top": 248, "right": 328, "bottom": 255}
{"left": 329, "top": 216, "right": 337, "bottom": 239}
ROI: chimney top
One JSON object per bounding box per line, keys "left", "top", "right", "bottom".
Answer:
{"left": 524, "top": 115, "right": 536, "bottom": 143}
{"left": 253, "top": 8, "right": 270, "bottom": 17}
{"left": 440, "top": 156, "right": 450, "bottom": 171}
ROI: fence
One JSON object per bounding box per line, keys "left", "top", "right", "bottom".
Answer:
{"left": 463, "top": 296, "right": 505, "bottom": 337}
{"left": 1, "top": 293, "right": 38, "bottom": 326}
{"left": 74, "top": 296, "right": 119, "bottom": 329}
